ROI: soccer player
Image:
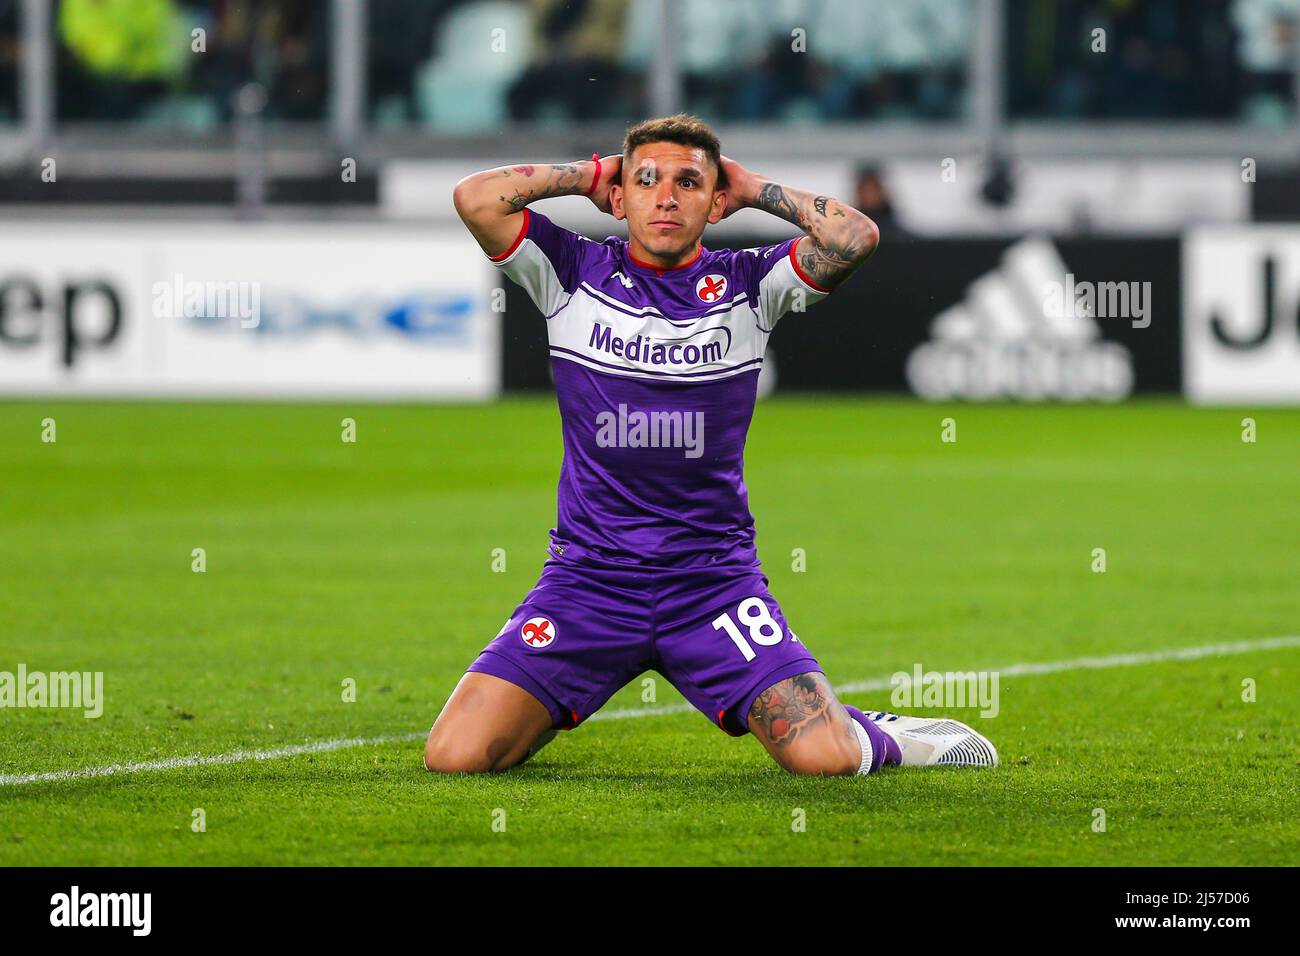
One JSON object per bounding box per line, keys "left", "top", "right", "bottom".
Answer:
{"left": 427, "top": 114, "right": 997, "bottom": 776}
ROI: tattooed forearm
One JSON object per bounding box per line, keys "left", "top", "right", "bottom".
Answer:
{"left": 751, "top": 181, "right": 879, "bottom": 288}
{"left": 755, "top": 181, "right": 801, "bottom": 225}
{"left": 798, "top": 239, "right": 863, "bottom": 287}
{"left": 748, "top": 673, "right": 837, "bottom": 747}
{"left": 493, "top": 162, "right": 587, "bottom": 213}
{"left": 454, "top": 159, "right": 601, "bottom": 259}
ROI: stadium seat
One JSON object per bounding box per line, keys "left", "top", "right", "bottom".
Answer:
{"left": 416, "top": 1, "right": 531, "bottom": 131}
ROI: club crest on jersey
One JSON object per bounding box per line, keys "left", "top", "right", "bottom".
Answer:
{"left": 520, "top": 616, "right": 557, "bottom": 648}
{"left": 695, "top": 274, "right": 728, "bottom": 303}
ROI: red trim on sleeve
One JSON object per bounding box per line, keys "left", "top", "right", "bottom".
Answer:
{"left": 788, "top": 237, "right": 831, "bottom": 293}
{"left": 488, "top": 209, "right": 530, "bottom": 262}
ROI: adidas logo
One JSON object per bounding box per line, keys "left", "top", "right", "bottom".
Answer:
{"left": 906, "top": 237, "right": 1135, "bottom": 401}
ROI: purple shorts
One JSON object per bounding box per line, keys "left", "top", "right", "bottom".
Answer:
{"left": 467, "top": 556, "right": 821, "bottom": 735}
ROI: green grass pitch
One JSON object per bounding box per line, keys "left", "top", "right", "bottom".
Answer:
{"left": 1, "top": 396, "right": 1297, "bottom": 866}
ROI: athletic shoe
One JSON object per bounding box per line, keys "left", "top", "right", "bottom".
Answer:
{"left": 866, "top": 711, "right": 998, "bottom": 767}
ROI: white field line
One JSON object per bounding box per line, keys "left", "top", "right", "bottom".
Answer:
{"left": 0, "top": 733, "right": 429, "bottom": 787}
{"left": 3, "top": 635, "right": 1296, "bottom": 787}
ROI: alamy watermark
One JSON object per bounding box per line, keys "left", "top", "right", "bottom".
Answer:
{"left": 0, "top": 665, "right": 103, "bottom": 718}
{"left": 152, "top": 273, "right": 261, "bottom": 328}
{"left": 50, "top": 886, "right": 150, "bottom": 935}
{"left": 595, "top": 403, "right": 705, "bottom": 459}
{"left": 1043, "top": 273, "right": 1151, "bottom": 329}
{"left": 890, "top": 665, "right": 1000, "bottom": 718}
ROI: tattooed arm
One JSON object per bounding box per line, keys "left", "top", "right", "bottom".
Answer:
{"left": 452, "top": 154, "right": 623, "bottom": 258}
{"left": 719, "top": 156, "right": 879, "bottom": 291}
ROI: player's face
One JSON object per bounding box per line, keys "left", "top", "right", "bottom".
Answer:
{"left": 610, "top": 143, "right": 726, "bottom": 265}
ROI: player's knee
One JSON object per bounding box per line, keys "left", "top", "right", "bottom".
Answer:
{"left": 423, "top": 729, "right": 499, "bottom": 774}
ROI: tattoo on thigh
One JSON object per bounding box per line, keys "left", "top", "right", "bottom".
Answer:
{"left": 749, "top": 673, "right": 834, "bottom": 747}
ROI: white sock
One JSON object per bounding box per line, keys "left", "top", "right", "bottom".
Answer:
{"left": 850, "top": 716, "right": 874, "bottom": 775}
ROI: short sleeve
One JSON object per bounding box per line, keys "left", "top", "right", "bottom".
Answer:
{"left": 740, "top": 236, "right": 832, "bottom": 332}
{"left": 486, "top": 209, "right": 588, "bottom": 318}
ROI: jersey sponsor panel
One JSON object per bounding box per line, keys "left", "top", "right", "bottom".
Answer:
{"left": 548, "top": 307, "right": 763, "bottom": 383}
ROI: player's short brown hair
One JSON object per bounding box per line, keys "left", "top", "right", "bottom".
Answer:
{"left": 622, "top": 114, "right": 728, "bottom": 190}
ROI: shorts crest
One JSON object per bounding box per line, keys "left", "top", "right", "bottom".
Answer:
{"left": 520, "top": 615, "right": 557, "bottom": 648}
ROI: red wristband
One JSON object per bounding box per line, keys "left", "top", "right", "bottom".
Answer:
{"left": 584, "top": 152, "right": 601, "bottom": 197}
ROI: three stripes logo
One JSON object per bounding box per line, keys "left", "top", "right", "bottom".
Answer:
{"left": 906, "top": 237, "right": 1134, "bottom": 401}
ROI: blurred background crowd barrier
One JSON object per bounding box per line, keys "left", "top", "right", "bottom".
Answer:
{"left": 0, "top": 0, "right": 1298, "bottom": 403}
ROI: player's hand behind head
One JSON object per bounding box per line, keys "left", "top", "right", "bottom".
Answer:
{"left": 589, "top": 154, "right": 624, "bottom": 218}
{"left": 718, "top": 155, "right": 759, "bottom": 220}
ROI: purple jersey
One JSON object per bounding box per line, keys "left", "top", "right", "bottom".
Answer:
{"left": 488, "top": 209, "right": 831, "bottom": 570}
